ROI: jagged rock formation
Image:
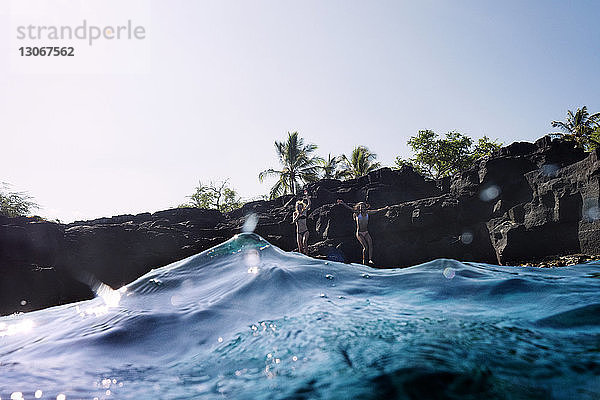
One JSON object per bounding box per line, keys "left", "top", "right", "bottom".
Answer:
{"left": 485, "top": 137, "right": 599, "bottom": 264}
{"left": 1, "top": 136, "right": 598, "bottom": 315}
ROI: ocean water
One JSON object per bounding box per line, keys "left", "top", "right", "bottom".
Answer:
{"left": 1, "top": 233, "right": 599, "bottom": 399}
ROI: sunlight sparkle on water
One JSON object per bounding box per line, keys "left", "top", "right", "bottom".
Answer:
{"left": 170, "top": 294, "right": 184, "bottom": 307}
{"left": 79, "top": 283, "right": 126, "bottom": 316}
{"left": 0, "top": 319, "right": 34, "bottom": 337}
{"left": 96, "top": 283, "right": 123, "bottom": 308}
{"left": 245, "top": 249, "right": 260, "bottom": 274}
{"left": 443, "top": 268, "right": 456, "bottom": 279}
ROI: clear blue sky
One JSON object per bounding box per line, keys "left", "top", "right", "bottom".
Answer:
{"left": 1, "top": 0, "right": 599, "bottom": 222}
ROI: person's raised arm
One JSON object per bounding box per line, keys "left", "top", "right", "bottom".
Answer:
{"left": 336, "top": 199, "right": 353, "bottom": 211}
{"left": 303, "top": 191, "right": 311, "bottom": 210}
{"left": 367, "top": 206, "right": 390, "bottom": 215}
{"left": 283, "top": 196, "right": 297, "bottom": 209}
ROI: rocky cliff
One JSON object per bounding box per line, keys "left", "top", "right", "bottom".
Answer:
{"left": 1, "top": 136, "right": 599, "bottom": 315}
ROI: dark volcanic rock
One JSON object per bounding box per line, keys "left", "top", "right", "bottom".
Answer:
{"left": 487, "top": 145, "right": 599, "bottom": 264}
{"left": 61, "top": 208, "right": 229, "bottom": 288}
{"left": 1, "top": 136, "right": 599, "bottom": 315}
{"left": 0, "top": 216, "right": 65, "bottom": 266}
{"left": 0, "top": 216, "right": 94, "bottom": 315}
{"left": 0, "top": 264, "right": 94, "bottom": 316}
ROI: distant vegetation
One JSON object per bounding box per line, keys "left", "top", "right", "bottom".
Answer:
{"left": 257, "top": 130, "right": 503, "bottom": 197}
{"left": 212, "top": 107, "right": 600, "bottom": 202}
{"left": 395, "top": 131, "right": 502, "bottom": 179}
{"left": 0, "top": 183, "right": 38, "bottom": 217}
{"left": 180, "top": 180, "right": 242, "bottom": 213}
{"left": 551, "top": 106, "right": 600, "bottom": 151}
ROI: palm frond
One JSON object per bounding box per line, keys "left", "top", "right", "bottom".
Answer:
{"left": 258, "top": 168, "right": 282, "bottom": 182}
{"left": 269, "top": 179, "right": 286, "bottom": 200}
{"left": 551, "top": 120, "right": 569, "bottom": 132}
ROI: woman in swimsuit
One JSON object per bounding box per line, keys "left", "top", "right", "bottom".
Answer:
{"left": 292, "top": 192, "right": 311, "bottom": 255}
{"left": 337, "top": 200, "right": 388, "bottom": 265}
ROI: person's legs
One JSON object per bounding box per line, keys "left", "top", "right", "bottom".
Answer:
{"left": 364, "top": 232, "right": 374, "bottom": 263}
{"left": 296, "top": 232, "right": 303, "bottom": 253}
{"left": 301, "top": 231, "right": 309, "bottom": 254}
{"left": 356, "top": 232, "right": 368, "bottom": 264}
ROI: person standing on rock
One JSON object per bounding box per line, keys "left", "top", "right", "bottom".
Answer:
{"left": 292, "top": 191, "right": 311, "bottom": 255}
{"left": 337, "top": 200, "right": 388, "bottom": 265}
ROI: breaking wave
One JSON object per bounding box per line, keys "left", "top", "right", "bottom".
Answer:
{"left": 1, "top": 233, "right": 599, "bottom": 399}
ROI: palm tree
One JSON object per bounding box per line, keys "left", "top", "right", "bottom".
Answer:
{"left": 551, "top": 106, "right": 600, "bottom": 149}
{"left": 318, "top": 153, "right": 343, "bottom": 179}
{"left": 592, "top": 126, "right": 600, "bottom": 150}
{"left": 259, "top": 132, "right": 323, "bottom": 199}
{"left": 339, "top": 146, "right": 381, "bottom": 179}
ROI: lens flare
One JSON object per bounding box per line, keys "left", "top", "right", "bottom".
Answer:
{"left": 460, "top": 231, "right": 474, "bottom": 245}
{"left": 242, "top": 213, "right": 258, "bottom": 233}
{"left": 479, "top": 185, "right": 500, "bottom": 202}
{"left": 584, "top": 205, "right": 600, "bottom": 221}
{"left": 541, "top": 164, "right": 559, "bottom": 177}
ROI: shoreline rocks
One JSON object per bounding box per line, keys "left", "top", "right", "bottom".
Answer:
{"left": 1, "top": 136, "right": 599, "bottom": 315}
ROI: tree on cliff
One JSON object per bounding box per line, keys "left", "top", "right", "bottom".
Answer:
{"left": 181, "top": 180, "right": 242, "bottom": 213}
{"left": 338, "top": 146, "right": 381, "bottom": 179}
{"left": 551, "top": 106, "right": 600, "bottom": 150}
{"left": 0, "top": 183, "right": 38, "bottom": 217}
{"left": 259, "top": 132, "right": 323, "bottom": 199}
{"left": 592, "top": 126, "right": 600, "bottom": 150}
{"left": 395, "top": 130, "right": 502, "bottom": 179}
{"left": 318, "top": 154, "right": 344, "bottom": 179}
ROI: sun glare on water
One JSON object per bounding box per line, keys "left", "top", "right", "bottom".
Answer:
{"left": 0, "top": 319, "right": 35, "bottom": 337}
